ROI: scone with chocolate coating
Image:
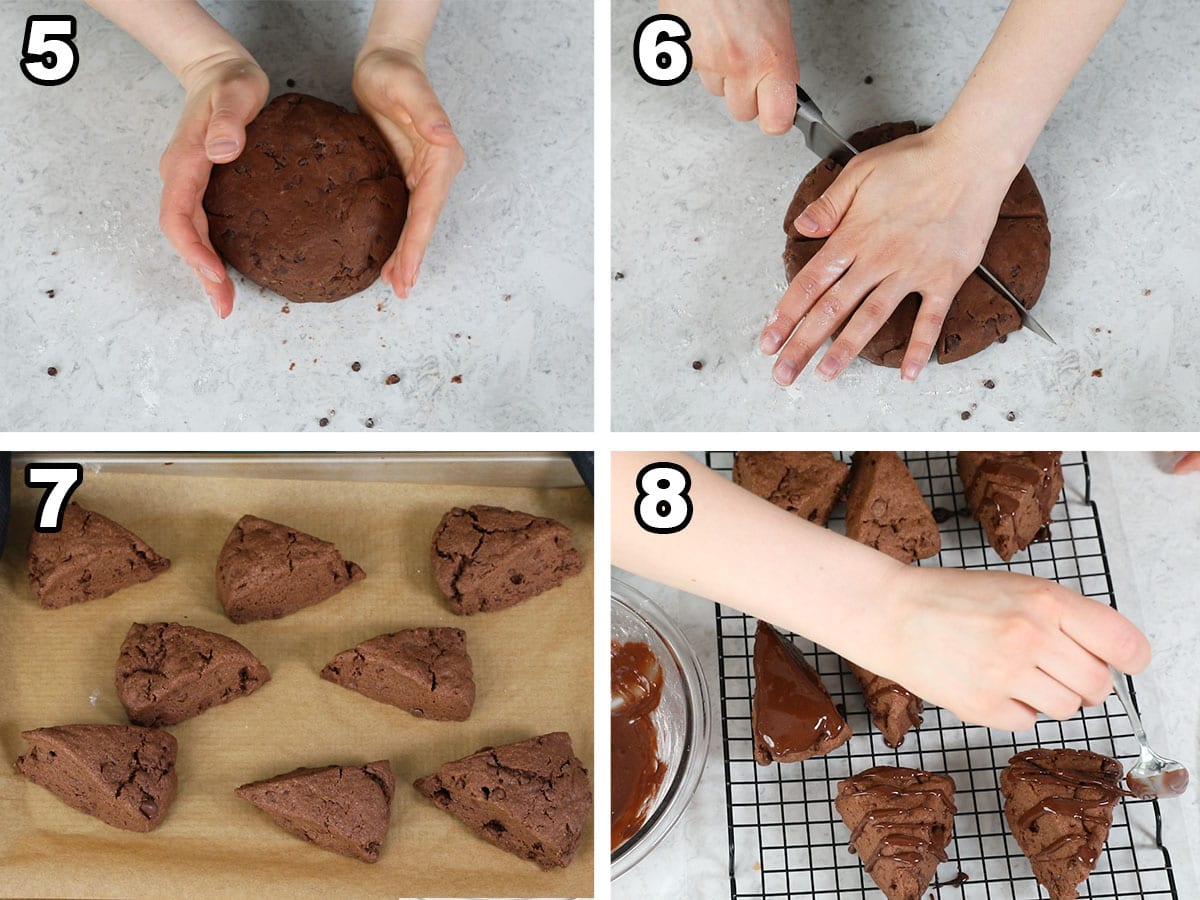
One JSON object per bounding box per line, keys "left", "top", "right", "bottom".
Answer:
{"left": 957, "top": 451, "right": 1063, "bottom": 561}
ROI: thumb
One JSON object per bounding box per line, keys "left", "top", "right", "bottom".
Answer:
{"left": 401, "top": 71, "right": 457, "bottom": 146}
{"left": 204, "top": 81, "right": 263, "bottom": 163}
{"left": 794, "top": 163, "right": 863, "bottom": 237}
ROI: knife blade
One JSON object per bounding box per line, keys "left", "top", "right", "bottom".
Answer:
{"left": 792, "top": 86, "right": 1055, "bottom": 345}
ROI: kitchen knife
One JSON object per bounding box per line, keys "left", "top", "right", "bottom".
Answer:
{"left": 792, "top": 86, "right": 1055, "bottom": 345}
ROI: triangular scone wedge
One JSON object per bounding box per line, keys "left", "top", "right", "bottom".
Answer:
{"left": 321, "top": 627, "right": 475, "bottom": 721}
{"left": 413, "top": 731, "right": 592, "bottom": 869}
{"left": 216, "top": 515, "right": 364, "bottom": 623}
{"left": 236, "top": 761, "right": 395, "bottom": 863}
{"left": 836, "top": 766, "right": 957, "bottom": 900}
{"left": 116, "top": 621, "right": 270, "bottom": 725}
{"left": 1001, "top": 748, "right": 1126, "bottom": 900}
{"left": 732, "top": 451, "right": 851, "bottom": 525}
{"left": 430, "top": 506, "right": 583, "bottom": 614}
{"left": 957, "top": 451, "right": 1063, "bottom": 561}
{"left": 752, "top": 620, "right": 850, "bottom": 764}
{"left": 28, "top": 503, "right": 170, "bottom": 609}
{"left": 16, "top": 724, "right": 177, "bottom": 831}
{"left": 846, "top": 662, "right": 924, "bottom": 749}
{"left": 845, "top": 452, "right": 940, "bottom": 563}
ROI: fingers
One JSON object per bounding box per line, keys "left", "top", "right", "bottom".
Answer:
{"left": 1174, "top": 451, "right": 1200, "bottom": 474}
{"left": 978, "top": 699, "right": 1039, "bottom": 733}
{"left": 755, "top": 74, "right": 795, "bottom": 136}
{"left": 158, "top": 143, "right": 233, "bottom": 318}
{"left": 794, "top": 161, "right": 864, "bottom": 238}
{"left": 1011, "top": 669, "right": 1084, "bottom": 722}
{"left": 1058, "top": 591, "right": 1152, "bottom": 675}
{"left": 815, "top": 276, "right": 910, "bottom": 380}
{"left": 381, "top": 65, "right": 459, "bottom": 147}
{"left": 759, "top": 245, "right": 853, "bottom": 356}
{"left": 697, "top": 69, "right": 724, "bottom": 96}
{"left": 389, "top": 146, "right": 464, "bottom": 297}
{"left": 1038, "top": 637, "right": 1112, "bottom": 708}
{"left": 204, "top": 75, "right": 266, "bottom": 163}
{"left": 723, "top": 77, "right": 758, "bottom": 122}
{"left": 899, "top": 293, "right": 952, "bottom": 382}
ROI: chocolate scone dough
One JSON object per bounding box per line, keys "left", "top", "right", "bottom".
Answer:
{"left": 236, "top": 761, "right": 395, "bottom": 863}
{"left": 732, "top": 451, "right": 851, "bottom": 526}
{"left": 784, "top": 121, "right": 1051, "bottom": 365}
{"left": 321, "top": 627, "right": 475, "bottom": 721}
{"left": 430, "top": 505, "right": 584, "bottom": 614}
{"left": 414, "top": 731, "right": 592, "bottom": 869}
{"left": 28, "top": 502, "right": 170, "bottom": 609}
{"left": 16, "top": 724, "right": 178, "bottom": 832}
{"left": 204, "top": 93, "right": 408, "bottom": 303}
{"left": 116, "top": 621, "right": 271, "bottom": 726}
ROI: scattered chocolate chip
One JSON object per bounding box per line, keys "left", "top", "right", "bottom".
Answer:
{"left": 385, "top": 374, "right": 399, "bottom": 385}
{"left": 691, "top": 360, "right": 704, "bottom": 370}
{"left": 351, "top": 361, "right": 361, "bottom": 371}
{"left": 1093, "top": 327, "right": 1102, "bottom": 333}
{"left": 286, "top": 78, "right": 296, "bottom": 88}
{"left": 365, "top": 418, "right": 375, "bottom": 428}
{"left": 502, "top": 293, "right": 512, "bottom": 302}
{"left": 1006, "top": 411, "right": 1016, "bottom": 422}
{"left": 451, "top": 374, "right": 463, "bottom": 384}
{"left": 318, "top": 417, "right": 328, "bottom": 427}
{"left": 50, "top": 250, "right": 58, "bottom": 256}
{"left": 1142, "top": 288, "right": 1152, "bottom": 296}
{"left": 614, "top": 271, "right": 625, "bottom": 281}
{"left": 864, "top": 75, "right": 874, "bottom": 84}
{"left": 289, "top": 362, "right": 295, "bottom": 371}
{"left": 693, "top": 236, "right": 700, "bottom": 242}
{"left": 46, "top": 367, "right": 57, "bottom": 377}
{"left": 997, "top": 334, "right": 1008, "bottom": 344}
{"left": 932, "top": 507, "right": 955, "bottom": 524}
{"left": 960, "top": 411, "right": 971, "bottom": 420}
{"left": 970, "top": 403, "right": 977, "bottom": 410}
{"left": 376, "top": 302, "right": 383, "bottom": 312}
{"left": 44, "top": 289, "right": 56, "bottom": 298}
{"left": 1092, "top": 368, "right": 1103, "bottom": 378}
{"left": 983, "top": 379, "right": 995, "bottom": 389}
{"left": 281, "top": 305, "right": 290, "bottom": 314}
{"left": 452, "top": 332, "right": 461, "bottom": 338}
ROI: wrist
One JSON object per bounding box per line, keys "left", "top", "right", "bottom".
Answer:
{"left": 930, "top": 108, "right": 1030, "bottom": 188}
{"left": 178, "top": 47, "right": 263, "bottom": 95}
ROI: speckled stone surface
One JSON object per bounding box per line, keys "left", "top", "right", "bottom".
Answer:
{"left": 612, "top": 0, "right": 1200, "bottom": 431}
{"left": 613, "top": 452, "right": 1199, "bottom": 897}
{"left": 0, "top": 0, "right": 592, "bottom": 431}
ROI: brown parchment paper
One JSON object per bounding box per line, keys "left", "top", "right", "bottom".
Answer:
{"left": 0, "top": 468, "right": 594, "bottom": 899}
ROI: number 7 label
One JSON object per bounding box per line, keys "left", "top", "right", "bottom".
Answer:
{"left": 25, "top": 463, "right": 83, "bottom": 532}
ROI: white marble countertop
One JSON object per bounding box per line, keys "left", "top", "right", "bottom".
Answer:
{"left": 612, "top": 0, "right": 1200, "bottom": 431}
{"left": 613, "top": 451, "right": 1199, "bottom": 899}
{"left": 0, "top": 0, "right": 593, "bottom": 431}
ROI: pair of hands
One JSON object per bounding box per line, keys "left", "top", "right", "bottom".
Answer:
{"left": 161, "top": 47, "right": 463, "bottom": 318}
{"left": 661, "top": 0, "right": 1015, "bottom": 384}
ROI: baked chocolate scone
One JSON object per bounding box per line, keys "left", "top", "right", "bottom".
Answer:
{"left": 430, "top": 505, "right": 583, "bottom": 615}
{"left": 204, "top": 93, "right": 408, "bottom": 303}
{"left": 752, "top": 620, "right": 850, "bottom": 764}
{"left": 413, "top": 731, "right": 592, "bottom": 869}
{"left": 784, "top": 121, "right": 1051, "bottom": 366}
{"left": 836, "top": 766, "right": 957, "bottom": 900}
{"left": 116, "top": 621, "right": 271, "bottom": 726}
{"left": 732, "top": 451, "right": 851, "bottom": 526}
{"left": 845, "top": 452, "right": 941, "bottom": 564}
{"left": 846, "top": 662, "right": 924, "bottom": 749}
{"left": 216, "top": 515, "right": 365, "bottom": 623}
{"left": 957, "top": 451, "right": 1063, "bottom": 561}
{"left": 16, "top": 724, "right": 177, "bottom": 832}
{"left": 320, "top": 627, "right": 475, "bottom": 721}
{"left": 1001, "top": 749, "right": 1126, "bottom": 900}
{"left": 27, "top": 502, "right": 170, "bottom": 609}
{"left": 236, "top": 761, "right": 395, "bottom": 863}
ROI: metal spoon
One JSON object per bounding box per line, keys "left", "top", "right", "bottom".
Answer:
{"left": 1109, "top": 666, "right": 1189, "bottom": 799}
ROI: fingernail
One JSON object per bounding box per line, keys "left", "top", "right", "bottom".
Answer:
{"left": 773, "top": 360, "right": 797, "bottom": 386}
{"left": 198, "top": 265, "right": 224, "bottom": 284}
{"left": 816, "top": 356, "right": 840, "bottom": 380}
{"left": 206, "top": 289, "right": 221, "bottom": 317}
{"left": 902, "top": 362, "right": 922, "bottom": 382}
{"left": 206, "top": 138, "right": 239, "bottom": 159}
{"left": 432, "top": 122, "right": 454, "bottom": 134}
{"left": 794, "top": 210, "right": 820, "bottom": 233}
{"left": 759, "top": 331, "right": 782, "bottom": 355}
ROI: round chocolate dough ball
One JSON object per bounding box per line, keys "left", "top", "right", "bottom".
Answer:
{"left": 783, "top": 121, "right": 1051, "bottom": 366}
{"left": 204, "top": 93, "right": 408, "bottom": 303}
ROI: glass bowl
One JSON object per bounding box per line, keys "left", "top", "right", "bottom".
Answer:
{"left": 611, "top": 578, "right": 711, "bottom": 881}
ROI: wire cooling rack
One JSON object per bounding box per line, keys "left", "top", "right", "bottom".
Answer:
{"left": 707, "top": 451, "right": 1179, "bottom": 900}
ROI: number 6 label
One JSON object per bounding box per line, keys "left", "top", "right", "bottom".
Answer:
{"left": 634, "top": 463, "right": 693, "bottom": 535}
{"left": 633, "top": 14, "right": 692, "bottom": 86}
{"left": 25, "top": 463, "right": 83, "bottom": 532}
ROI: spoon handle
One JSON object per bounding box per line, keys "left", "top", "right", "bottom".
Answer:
{"left": 1109, "top": 665, "right": 1149, "bottom": 746}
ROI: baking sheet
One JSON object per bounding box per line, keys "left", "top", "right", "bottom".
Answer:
{"left": 0, "top": 466, "right": 594, "bottom": 899}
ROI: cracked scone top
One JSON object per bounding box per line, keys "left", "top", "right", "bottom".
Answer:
{"left": 844, "top": 451, "right": 941, "bottom": 564}
{"left": 116, "top": 622, "right": 271, "bottom": 726}
{"left": 236, "top": 761, "right": 395, "bottom": 863}
{"left": 16, "top": 724, "right": 178, "bottom": 832}
{"left": 203, "top": 93, "right": 408, "bottom": 303}
{"left": 430, "top": 505, "right": 583, "bottom": 614}
{"left": 413, "top": 731, "right": 592, "bottom": 869}
{"left": 216, "top": 515, "right": 365, "bottom": 623}
{"left": 27, "top": 502, "right": 170, "bottom": 609}
{"left": 732, "top": 451, "right": 851, "bottom": 526}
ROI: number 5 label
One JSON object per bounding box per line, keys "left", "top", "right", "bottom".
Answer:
{"left": 25, "top": 463, "right": 83, "bottom": 532}
{"left": 20, "top": 15, "right": 79, "bottom": 87}
{"left": 634, "top": 463, "right": 693, "bottom": 535}
{"left": 633, "top": 14, "right": 692, "bottom": 86}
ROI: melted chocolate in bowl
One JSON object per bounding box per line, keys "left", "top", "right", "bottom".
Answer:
{"left": 611, "top": 640, "right": 668, "bottom": 850}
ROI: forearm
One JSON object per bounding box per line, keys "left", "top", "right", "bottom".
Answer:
{"left": 360, "top": 0, "right": 442, "bottom": 57}
{"left": 612, "top": 452, "right": 906, "bottom": 653}
{"left": 938, "top": 0, "right": 1125, "bottom": 178}
{"left": 86, "top": 0, "right": 253, "bottom": 87}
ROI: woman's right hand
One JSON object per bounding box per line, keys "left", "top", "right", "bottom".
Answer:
{"left": 158, "top": 53, "right": 268, "bottom": 318}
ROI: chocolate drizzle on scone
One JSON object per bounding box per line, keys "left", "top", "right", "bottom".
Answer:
{"left": 958, "top": 451, "right": 1063, "bottom": 561}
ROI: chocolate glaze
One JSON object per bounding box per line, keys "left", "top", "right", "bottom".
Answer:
{"left": 932, "top": 870, "right": 971, "bottom": 888}
{"left": 1126, "top": 765, "right": 1189, "bottom": 799}
{"left": 752, "top": 621, "right": 849, "bottom": 763}
{"left": 967, "top": 452, "right": 1059, "bottom": 525}
{"left": 611, "top": 640, "right": 668, "bottom": 851}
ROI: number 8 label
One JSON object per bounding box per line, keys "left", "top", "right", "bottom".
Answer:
{"left": 634, "top": 463, "right": 693, "bottom": 535}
